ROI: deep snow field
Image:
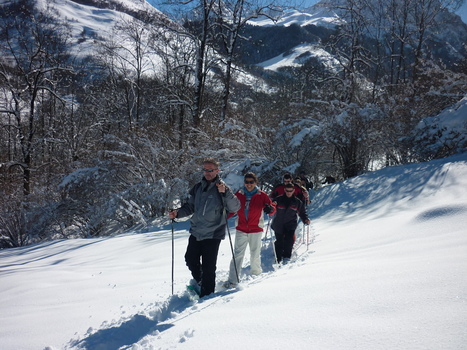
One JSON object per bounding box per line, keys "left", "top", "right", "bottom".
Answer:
{"left": 1, "top": 154, "right": 466, "bottom": 350}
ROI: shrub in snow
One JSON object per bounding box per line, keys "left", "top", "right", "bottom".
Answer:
{"left": 414, "top": 96, "right": 467, "bottom": 161}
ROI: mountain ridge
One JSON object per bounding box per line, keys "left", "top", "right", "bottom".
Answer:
{"left": 244, "top": 0, "right": 467, "bottom": 72}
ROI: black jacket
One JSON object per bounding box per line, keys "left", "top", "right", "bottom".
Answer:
{"left": 271, "top": 194, "right": 309, "bottom": 232}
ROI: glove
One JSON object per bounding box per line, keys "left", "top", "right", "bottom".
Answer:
{"left": 263, "top": 204, "right": 273, "bottom": 214}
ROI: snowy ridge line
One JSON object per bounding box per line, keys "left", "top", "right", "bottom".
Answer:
{"left": 65, "top": 238, "right": 315, "bottom": 349}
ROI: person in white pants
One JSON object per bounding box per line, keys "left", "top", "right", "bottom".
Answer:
{"left": 225, "top": 172, "right": 276, "bottom": 286}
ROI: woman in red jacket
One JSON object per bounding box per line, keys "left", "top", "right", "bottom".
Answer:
{"left": 225, "top": 172, "right": 276, "bottom": 287}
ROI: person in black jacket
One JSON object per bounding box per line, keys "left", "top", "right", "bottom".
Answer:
{"left": 271, "top": 183, "right": 310, "bottom": 263}
{"left": 269, "top": 173, "right": 307, "bottom": 202}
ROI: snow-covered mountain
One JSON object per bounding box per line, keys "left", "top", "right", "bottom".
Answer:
{"left": 33, "top": 0, "right": 167, "bottom": 56}
{"left": 247, "top": 5, "right": 344, "bottom": 28}
{"left": 257, "top": 42, "right": 341, "bottom": 72}
{"left": 4, "top": 0, "right": 465, "bottom": 78}
{"left": 247, "top": 0, "right": 467, "bottom": 72}
{"left": 1, "top": 0, "right": 273, "bottom": 93}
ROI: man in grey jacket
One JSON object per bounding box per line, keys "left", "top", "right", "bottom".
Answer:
{"left": 169, "top": 158, "right": 240, "bottom": 297}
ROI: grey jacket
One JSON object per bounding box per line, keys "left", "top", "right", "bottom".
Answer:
{"left": 176, "top": 176, "right": 240, "bottom": 241}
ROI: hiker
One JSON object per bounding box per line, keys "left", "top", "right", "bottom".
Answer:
{"left": 322, "top": 176, "right": 336, "bottom": 185}
{"left": 269, "top": 173, "right": 307, "bottom": 202}
{"left": 224, "top": 172, "right": 276, "bottom": 287}
{"left": 299, "top": 171, "right": 313, "bottom": 190}
{"left": 294, "top": 176, "right": 310, "bottom": 205}
{"left": 168, "top": 158, "right": 240, "bottom": 297}
{"left": 271, "top": 183, "right": 310, "bottom": 264}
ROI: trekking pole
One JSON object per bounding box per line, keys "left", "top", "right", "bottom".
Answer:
{"left": 220, "top": 184, "right": 239, "bottom": 284}
{"left": 263, "top": 214, "right": 271, "bottom": 243}
{"left": 170, "top": 209, "right": 175, "bottom": 295}
{"left": 270, "top": 226, "right": 278, "bottom": 265}
{"left": 293, "top": 223, "right": 304, "bottom": 252}
{"left": 299, "top": 222, "right": 305, "bottom": 246}
{"left": 306, "top": 224, "right": 310, "bottom": 251}
{"left": 225, "top": 213, "right": 239, "bottom": 283}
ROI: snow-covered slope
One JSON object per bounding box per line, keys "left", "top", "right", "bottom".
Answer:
{"left": 258, "top": 43, "right": 340, "bottom": 72}
{"left": 247, "top": 6, "right": 343, "bottom": 28}
{"left": 2, "top": 0, "right": 271, "bottom": 92}
{"left": 33, "top": 0, "right": 165, "bottom": 57}
{"left": 1, "top": 153, "right": 466, "bottom": 349}
{"left": 251, "top": 0, "right": 467, "bottom": 72}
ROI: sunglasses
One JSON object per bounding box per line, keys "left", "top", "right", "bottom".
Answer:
{"left": 244, "top": 180, "right": 255, "bottom": 184}
{"left": 285, "top": 189, "right": 294, "bottom": 193}
{"left": 202, "top": 168, "right": 217, "bottom": 173}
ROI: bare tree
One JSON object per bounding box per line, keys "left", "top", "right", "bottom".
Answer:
{"left": 0, "top": 2, "right": 73, "bottom": 197}
{"left": 151, "top": 21, "right": 198, "bottom": 150}
{"left": 213, "top": 0, "right": 280, "bottom": 120}
{"left": 98, "top": 17, "right": 156, "bottom": 130}
{"left": 0, "top": 0, "right": 74, "bottom": 246}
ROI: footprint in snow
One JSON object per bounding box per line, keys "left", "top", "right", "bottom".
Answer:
{"left": 179, "top": 328, "right": 195, "bottom": 343}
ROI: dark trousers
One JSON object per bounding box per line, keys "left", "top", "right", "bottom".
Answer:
{"left": 185, "top": 235, "right": 221, "bottom": 297}
{"left": 274, "top": 227, "right": 296, "bottom": 262}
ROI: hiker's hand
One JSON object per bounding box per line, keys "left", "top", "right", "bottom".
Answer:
{"left": 168, "top": 210, "right": 177, "bottom": 219}
{"left": 216, "top": 182, "right": 226, "bottom": 193}
{"left": 263, "top": 204, "right": 274, "bottom": 214}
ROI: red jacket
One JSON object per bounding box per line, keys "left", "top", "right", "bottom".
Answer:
{"left": 234, "top": 189, "right": 276, "bottom": 233}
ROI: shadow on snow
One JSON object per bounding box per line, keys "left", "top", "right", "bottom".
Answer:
{"left": 68, "top": 287, "right": 239, "bottom": 349}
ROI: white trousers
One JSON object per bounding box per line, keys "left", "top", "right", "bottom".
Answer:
{"left": 228, "top": 230, "right": 263, "bottom": 283}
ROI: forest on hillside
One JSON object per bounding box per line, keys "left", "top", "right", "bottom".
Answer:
{"left": 1, "top": 0, "right": 466, "bottom": 248}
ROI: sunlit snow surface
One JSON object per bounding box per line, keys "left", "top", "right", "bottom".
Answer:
{"left": 1, "top": 154, "right": 466, "bottom": 349}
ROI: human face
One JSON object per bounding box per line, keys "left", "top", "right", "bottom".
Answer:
{"left": 202, "top": 163, "right": 220, "bottom": 182}
{"left": 244, "top": 178, "right": 256, "bottom": 191}
{"left": 285, "top": 188, "right": 294, "bottom": 197}
{"left": 283, "top": 178, "right": 292, "bottom": 185}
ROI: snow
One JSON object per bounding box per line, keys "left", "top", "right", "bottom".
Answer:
{"left": 1, "top": 154, "right": 467, "bottom": 349}
{"left": 247, "top": 7, "right": 343, "bottom": 28}
{"left": 34, "top": 0, "right": 273, "bottom": 94}
{"left": 258, "top": 43, "right": 340, "bottom": 72}
{"left": 298, "top": 0, "right": 467, "bottom": 24}
{"left": 457, "top": 1, "right": 467, "bottom": 23}
{"left": 415, "top": 96, "right": 467, "bottom": 155}
{"left": 247, "top": 0, "right": 467, "bottom": 74}
{"left": 289, "top": 126, "right": 320, "bottom": 148}
{"left": 422, "top": 95, "right": 467, "bottom": 130}
{"left": 34, "top": 0, "right": 156, "bottom": 55}
{"left": 1, "top": 1, "right": 466, "bottom": 348}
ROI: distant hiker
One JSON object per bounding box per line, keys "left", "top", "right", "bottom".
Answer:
{"left": 168, "top": 158, "right": 240, "bottom": 297}
{"left": 271, "top": 183, "right": 310, "bottom": 264}
{"left": 299, "top": 171, "right": 313, "bottom": 190}
{"left": 322, "top": 176, "right": 336, "bottom": 185}
{"left": 224, "top": 172, "right": 276, "bottom": 287}
{"left": 269, "top": 173, "right": 307, "bottom": 202}
{"left": 294, "top": 176, "right": 310, "bottom": 205}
